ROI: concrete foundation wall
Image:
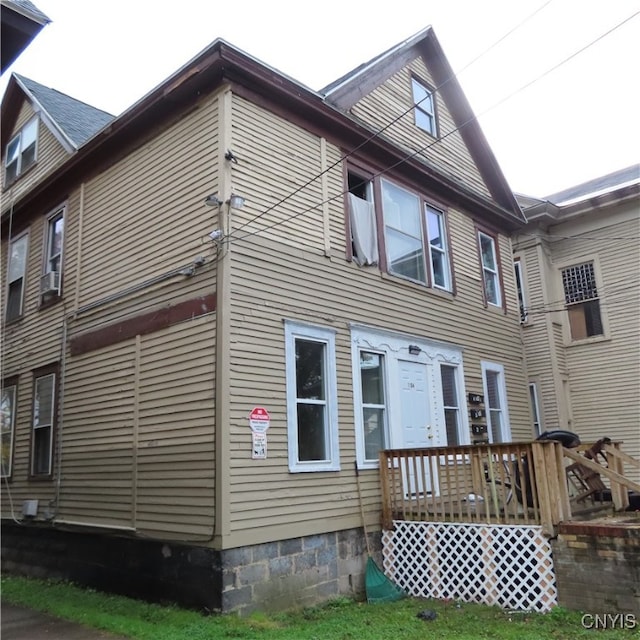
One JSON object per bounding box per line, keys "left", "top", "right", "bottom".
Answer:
{"left": 1, "top": 523, "right": 371, "bottom": 615}
{"left": 552, "top": 522, "right": 640, "bottom": 615}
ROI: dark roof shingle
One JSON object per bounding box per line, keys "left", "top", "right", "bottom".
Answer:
{"left": 16, "top": 73, "right": 114, "bottom": 147}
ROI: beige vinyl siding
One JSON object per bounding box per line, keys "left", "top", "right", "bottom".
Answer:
{"left": 77, "top": 93, "right": 220, "bottom": 307}
{"left": 349, "top": 59, "right": 491, "bottom": 198}
{"left": 225, "top": 237, "right": 529, "bottom": 547}
{"left": 2, "top": 102, "right": 70, "bottom": 205}
{"left": 61, "top": 341, "right": 136, "bottom": 525}
{"left": 229, "top": 95, "right": 327, "bottom": 251}
{"left": 59, "top": 315, "right": 216, "bottom": 534}
{"left": 221, "top": 93, "right": 528, "bottom": 547}
{"left": 555, "top": 217, "right": 640, "bottom": 478}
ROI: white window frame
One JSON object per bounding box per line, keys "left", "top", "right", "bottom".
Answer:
{"left": 411, "top": 77, "right": 437, "bottom": 136}
{"left": 481, "top": 361, "right": 511, "bottom": 443}
{"left": 439, "top": 363, "right": 465, "bottom": 446}
{"left": 5, "top": 231, "right": 29, "bottom": 321}
{"left": 285, "top": 321, "right": 339, "bottom": 472}
{"left": 354, "top": 349, "right": 389, "bottom": 467}
{"left": 1, "top": 384, "right": 17, "bottom": 478}
{"left": 425, "top": 204, "right": 452, "bottom": 291}
{"left": 478, "top": 231, "right": 502, "bottom": 307}
{"left": 560, "top": 260, "right": 605, "bottom": 341}
{"left": 514, "top": 258, "right": 527, "bottom": 323}
{"left": 529, "top": 382, "right": 542, "bottom": 437}
{"left": 32, "top": 372, "right": 55, "bottom": 476}
{"left": 4, "top": 117, "right": 38, "bottom": 185}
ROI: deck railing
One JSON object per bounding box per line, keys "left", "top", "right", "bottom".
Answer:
{"left": 379, "top": 441, "right": 571, "bottom": 536}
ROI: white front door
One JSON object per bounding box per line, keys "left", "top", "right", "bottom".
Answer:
{"left": 394, "top": 360, "right": 440, "bottom": 496}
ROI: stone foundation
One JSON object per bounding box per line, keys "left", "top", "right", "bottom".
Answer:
{"left": 552, "top": 521, "right": 640, "bottom": 615}
{"left": 1, "top": 523, "right": 373, "bottom": 615}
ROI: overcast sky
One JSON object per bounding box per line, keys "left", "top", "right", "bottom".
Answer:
{"left": 2, "top": 0, "right": 639, "bottom": 196}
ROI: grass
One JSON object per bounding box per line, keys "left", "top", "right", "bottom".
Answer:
{"left": 1, "top": 575, "right": 638, "bottom": 639}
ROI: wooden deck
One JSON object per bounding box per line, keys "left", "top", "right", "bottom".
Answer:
{"left": 379, "top": 440, "right": 640, "bottom": 536}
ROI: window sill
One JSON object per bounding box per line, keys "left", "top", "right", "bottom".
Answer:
{"left": 39, "top": 293, "right": 63, "bottom": 311}
{"left": 380, "top": 271, "right": 454, "bottom": 300}
{"left": 566, "top": 334, "right": 611, "bottom": 348}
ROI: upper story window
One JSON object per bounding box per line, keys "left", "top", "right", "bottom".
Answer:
{"left": 426, "top": 205, "right": 451, "bottom": 291}
{"left": 561, "top": 262, "right": 603, "bottom": 340}
{"left": 411, "top": 77, "right": 437, "bottom": 136}
{"left": 5, "top": 117, "right": 38, "bottom": 185}
{"left": 347, "top": 171, "right": 454, "bottom": 292}
{"left": 513, "top": 258, "right": 527, "bottom": 322}
{"left": 5, "top": 233, "right": 28, "bottom": 322}
{"left": 285, "top": 321, "right": 339, "bottom": 472}
{"left": 41, "top": 207, "right": 64, "bottom": 300}
{"left": 478, "top": 230, "right": 502, "bottom": 307}
{"left": 382, "top": 179, "right": 426, "bottom": 283}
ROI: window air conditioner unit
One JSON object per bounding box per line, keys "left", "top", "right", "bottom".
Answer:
{"left": 40, "top": 271, "right": 60, "bottom": 295}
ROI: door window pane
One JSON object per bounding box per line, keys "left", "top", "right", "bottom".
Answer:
{"left": 360, "top": 352, "right": 387, "bottom": 462}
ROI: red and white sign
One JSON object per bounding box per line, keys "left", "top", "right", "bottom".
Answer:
{"left": 249, "top": 407, "right": 271, "bottom": 433}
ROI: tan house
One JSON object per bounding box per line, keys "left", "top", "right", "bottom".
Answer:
{"left": 1, "top": 28, "right": 532, "bottom": 613}
{"left": 514, "top": 166, "right": 640, "bottom": 483}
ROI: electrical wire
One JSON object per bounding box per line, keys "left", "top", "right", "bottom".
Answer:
{"left": 228, "top": 0, "right": 556, "bottom": 240}
{"left": 228, "top": 10, "right": 639, "bottom": 244}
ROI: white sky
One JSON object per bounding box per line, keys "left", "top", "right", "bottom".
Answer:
{"left": 2, "top": 0, "right": 639, "bottom": 196}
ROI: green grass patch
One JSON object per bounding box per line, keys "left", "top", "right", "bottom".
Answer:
{"left": 2, "top": 575, "right": 637, "bottom": 639}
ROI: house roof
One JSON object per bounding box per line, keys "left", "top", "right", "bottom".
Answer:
{"left": 543, "top": 164, "right": 640, "bottom": 206}
{"left": 1, "top": 29, "right": 525, "bottom": 230}
{"left": 13, "top": 73, "right": 114, "bottom": 147}
{"left": 516, "top": 164, "right": 640, "bottom": 225}
{"left": 1, "top": 0, "right": 50, "bottom": 73}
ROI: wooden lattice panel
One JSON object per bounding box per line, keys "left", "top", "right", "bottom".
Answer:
{"left": 382, "top": 521, "right": 557, "bottom": 612}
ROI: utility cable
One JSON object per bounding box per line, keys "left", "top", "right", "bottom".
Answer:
{"left": 229, "top": 10, "right": 639, "bottom": 244}
{"left": 228, "top": 0, "right": 556, "bottom": 239}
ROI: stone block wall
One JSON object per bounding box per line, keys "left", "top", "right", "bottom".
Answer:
{"left": 1, "top": 523, "right": 374, "bottom": 615}
{"left": 220, "top": 527, "right": 374, "bottom": 615}
{"left": 552, "top": 522, "right": 640, "bottom": 615}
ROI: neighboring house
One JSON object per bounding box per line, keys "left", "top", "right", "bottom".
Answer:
{"left": 514, "top": 165, "right": 640, "bottom": 482}
{"left": 1, "top": 0, "right": 50, "bottom": 74}
{"left": 1, "top": 28, "right": 530, "bottom": 613}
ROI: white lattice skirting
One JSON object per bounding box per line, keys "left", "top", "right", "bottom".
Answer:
{"left": 382, "top": 521, "right": 557, "bottom": 612}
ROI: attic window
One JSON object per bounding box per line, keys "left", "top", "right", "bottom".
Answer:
{"left": 4, "top": 117, "right": 38, "bottom": 185}
{"left": 411, "top": 78, "right": 437, "bottom": 136}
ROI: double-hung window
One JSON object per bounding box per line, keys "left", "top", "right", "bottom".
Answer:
{"left": 32, "top": 370, "right": 56, "bottom": 476}
{"left": 41, "top": 207, "right": 64, "bottom": 298}
{"left": 5, "top": 117, "right": 38, "bottom": 185}
{"left": 411, "top": 77, "right": 437, "bottom": 136}
{"left": 440, "top": 364, "right": 462, "bottom": 446}
{"left": 348, "top": 172, "right": 453, "bottom": 292}
{"left": 382, "top": 179, "right": 426, "bottom": 283}
{"left": 426, "top": 205, "right": 451, "bottom": 290}
{"left": 561, "top": 262, "right": 603, "bottom": 340}
{"left": 358, "top": 351, "right": 388, "bottom": 464}
{"left": 1, "top": 383, "right": 17, "bottom": 477}
{"left": 478, "top": 231, "right": 502, "bottom": 307}
{"left": 6, "top": 233, "right": 28, "bottom": 322}
{"left": 285, "top": 321, "right": 339, "bottom": 472}
{"left": 513, "top": 258, "right": 527, "bottom": 322}
{"left": 529, "top": 382, "right": 542, "bottom": 436}
{"left": 481, "top": 361, "right": 511, "bottom": 443}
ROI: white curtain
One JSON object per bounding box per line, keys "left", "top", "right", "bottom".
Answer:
{"left": 349, "top": 193, "right": 378, "bottom": 266}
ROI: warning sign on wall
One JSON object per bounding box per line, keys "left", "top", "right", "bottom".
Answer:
{"left": 249, "top": 407, "right": 270, "bottom": 433}
{"left": 252, "top": 432, "right": 267, "bottom": 459}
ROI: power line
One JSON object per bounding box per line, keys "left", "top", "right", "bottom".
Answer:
{"left": 228, "top": 0, "right": 555, "bottom": 240}
{"left": 229, "top": 10, "right": 639, "bottom": 245}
